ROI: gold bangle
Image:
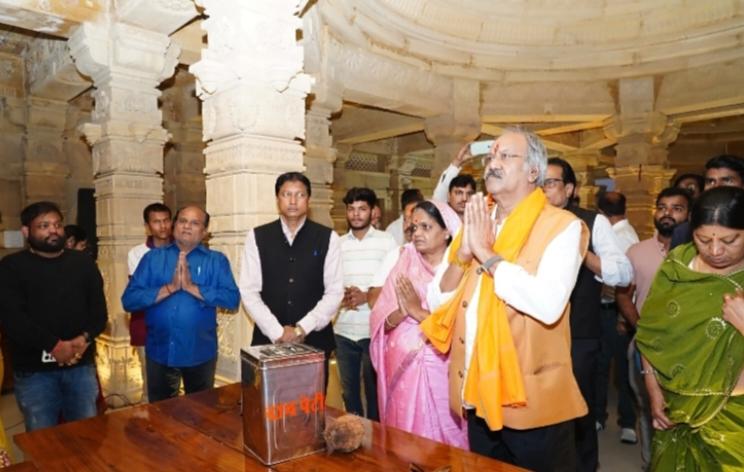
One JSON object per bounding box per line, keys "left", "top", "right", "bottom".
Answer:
{"left": 384, "top": 316, "right": 397, "bottom": 330}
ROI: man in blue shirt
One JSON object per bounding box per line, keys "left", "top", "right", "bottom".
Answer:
{"left": 122, "top": 206, "right": 239, "bottom": 402}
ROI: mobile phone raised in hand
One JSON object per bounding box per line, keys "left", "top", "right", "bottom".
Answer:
{"left": 469, "top": 140, "right": 494, "bottom": 157}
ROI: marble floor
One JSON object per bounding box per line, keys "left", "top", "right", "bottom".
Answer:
{"left": 1, "top": 359, "right": 644, "bottom": 470}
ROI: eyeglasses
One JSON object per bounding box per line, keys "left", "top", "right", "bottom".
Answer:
{"left": 279, "top": 191, "right": 308, "bottom": 200}
{"left": 542, "top": 178, "right": 564, "bottom": 189}
{"left": 481, "top": 151, "right": 526, "bottom": 167}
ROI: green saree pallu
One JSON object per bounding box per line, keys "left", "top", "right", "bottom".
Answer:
{"left": 637, "top": 243, "right": 744, "bottom": 472}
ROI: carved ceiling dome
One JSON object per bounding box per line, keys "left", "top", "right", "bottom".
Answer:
{"left": 320, "top": 0, "right": 744, "bottom": 81}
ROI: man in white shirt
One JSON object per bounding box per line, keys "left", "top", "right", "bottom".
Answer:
{"left": 385, "top": 188, "right": 423, "bottom": 246}
{"left": 425, "top": 127, "right": 588, "bottom": 471}
{"left": 543, "top": 158, "right": 633, "bottom": 471}
{"left": 126, "top": 202, "right": 172, "bottom": 402}
{"left": 239, "top": 172, "right": 343, "bottom": 390}
{"left": 595, "top": 191, "right": 640, "bottom": 443}
{"left": 335, "top": 188, "right": 397, "bottom": 420}
{"left": 432, "top": 149, "right": 478, "bottom": 220}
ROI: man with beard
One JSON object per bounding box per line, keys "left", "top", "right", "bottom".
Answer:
{"left": 616, "top": 187, "right": 691, "bottom": 469}
{"left": 0, "top": 201, "right": 107, "bottom": 431}
{"left": 334, "top": 187, "right": 396, "bottom": 419}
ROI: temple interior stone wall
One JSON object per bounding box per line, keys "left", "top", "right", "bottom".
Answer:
{"left": 0, "top": 0, "right": 742, "bottom": 404}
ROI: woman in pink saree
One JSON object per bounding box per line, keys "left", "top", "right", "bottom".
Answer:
{"left": 370, "top": 200, "right": 467, "bottom": 448}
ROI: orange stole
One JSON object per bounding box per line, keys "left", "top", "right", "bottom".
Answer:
{"left": 443, "top": 205, "right": 589, "bottom": 430}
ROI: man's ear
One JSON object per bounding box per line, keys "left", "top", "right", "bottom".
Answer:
{"left": 528, "top": 167, "right": 539, "bottom": 184}
{"left": 566, "top": 182, "right": 576, "bottom": 199}
{"left": 21, "top": 226, "right": 29, "bottom": 239}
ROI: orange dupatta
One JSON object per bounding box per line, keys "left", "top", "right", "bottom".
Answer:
{"left": 420, "top": 188, "right": 548, "bottom": 431}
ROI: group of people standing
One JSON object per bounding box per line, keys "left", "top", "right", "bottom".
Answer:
{"left": 0, "top": 127, "right": 742, "bottom": 472}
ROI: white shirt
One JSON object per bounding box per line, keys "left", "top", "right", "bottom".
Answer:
{"left": 239, "top": 217, "right": 344, "bottom": 343}
{"left": 427, "top": 215, "right": 584, "bottom": 400}
{"left": 128, "top": 243, "right": 150, "bottom": 276}
{"left": 612, "top": 218, "right": 640, "bottom": 253}
{"left": 385, "top": 216, "right": 405, "bottom": 246}
{"left": 335, "top": 228, "right": 397, "bottom": 341}
{"left": 602, "top": 218, "right": 640, "bottom": 303}
{"left": 432, "top": 164, "right": 460, "bottom": 203}
{"left": 591, "top": 213, "right": 634, "bottom": 287}
{"left": 369, "top": 245, "right": 402, "bottom": 288}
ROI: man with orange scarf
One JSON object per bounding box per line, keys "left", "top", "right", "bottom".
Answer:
{"left": 422, "top": 127, "right": 589, "bottom": 472}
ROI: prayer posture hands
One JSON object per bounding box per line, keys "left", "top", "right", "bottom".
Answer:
{"left": 394, "top": 275, "right": 427, "bottom": 322}
{"left": 723, "top": 289, "right": 744, "bottom": 336}
{"left": 463, "top": 193, "right": 496, "bottom": 264}
{"left": 162, "top": 252, "right": 203, "bottom": 300}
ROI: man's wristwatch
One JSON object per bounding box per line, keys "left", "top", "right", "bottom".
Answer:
{"left": 476, "top": 255, "right": 503, "bottom": 276}
{"left": 293, "top": 326, "right": 304, "bottom": 338}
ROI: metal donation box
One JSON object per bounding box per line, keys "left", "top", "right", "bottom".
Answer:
{"left": 240, "top": 343, "right": 326, "bottom": 465}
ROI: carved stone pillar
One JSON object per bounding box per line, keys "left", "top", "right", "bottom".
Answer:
{"left": 190, "top": 0, "right": 312, "bottom": 382}
{"left": 305, "top": 94, "right": 341, "bottom": 227}
{"left": 424, "top": 79, "right": 480, "bottom": 179}
{"left": 69, "top": 22, "right": 179, "bottom": 405}
{"left": 163, "top": 70, "right": 205, "bottom": 210}
{"left": 563, "top": 149, "right": 601, "bottom": 209}
{"left": 23, "top": 97, "right": 69, "bottom": 209}
{"left": 387, "top": 153, "right": 416, "bottom": 219}
{"left": 0, "top": 95, "right": 25, "bottom": 235}
{"left": 330, "top": 143, "right": 352, "bottom": 232}
{"left": 603, "top": 77, "right": 680, "bottom": 239}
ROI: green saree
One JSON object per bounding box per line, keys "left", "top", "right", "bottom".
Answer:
{"left": 636, "top": 243, "right": 744, "bottom": 471}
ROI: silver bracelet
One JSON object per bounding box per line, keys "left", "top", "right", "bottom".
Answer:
{"left": 640, "top": 368, "right": 655, "bottom": 375}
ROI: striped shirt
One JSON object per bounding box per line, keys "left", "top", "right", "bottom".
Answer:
{"left": 335, "top": 227, "right": 397, "bottom": 341}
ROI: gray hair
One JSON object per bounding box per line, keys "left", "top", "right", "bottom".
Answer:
{"left": 502, "top": 125, "right": 548, "bottom": 186}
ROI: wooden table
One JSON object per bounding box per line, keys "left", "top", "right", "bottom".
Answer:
{"left": 15, "top": 383, "right": 525, "bottom": 471}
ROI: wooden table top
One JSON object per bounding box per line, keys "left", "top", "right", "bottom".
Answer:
{"left": 15, "top": 383, "right": 525, "bottom": 471}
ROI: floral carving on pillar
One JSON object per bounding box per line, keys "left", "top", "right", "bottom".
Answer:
{"left": 68, "top": 20, "right": 180, "bottom": 406}
{"left": 190, "top": 0, "right": 313, "bottom": 382}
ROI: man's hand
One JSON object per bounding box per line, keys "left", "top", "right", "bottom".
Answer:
{"left": 51, "top": 340, "right": 76, "bottom": 365}
{"left": 467, "top": 193, "right": 496, "bottom": 264}
{"left": 453, "top": 143, "right": 474, "bottom": 168}
{"left": 68, "top": 335, "right": 91, "bottom": 365}
{"left": 180, "top": 253, "right": 205, "bottom": 300}
{"left": 344, "top": 286, "right": 367, "bottom": 309}
{"left": 723, "top": 289, "right": 744, "bottom": 336}
{"left": 277, "top": 325, "right": 302, "bottom": 343}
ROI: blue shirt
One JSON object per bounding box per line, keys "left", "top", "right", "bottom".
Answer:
{"left": 121, "top": 243, "right": 239, "bottom": 367}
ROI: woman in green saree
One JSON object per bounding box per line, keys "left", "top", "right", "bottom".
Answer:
{"left": 636, "top": 186, "right": 744, "bottom": 471}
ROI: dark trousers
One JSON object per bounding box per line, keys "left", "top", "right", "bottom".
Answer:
{"left": 572, "top": 338, "right": 600, "bottom": 472}
{"left": 334, "top": 335, "right": 378, "bottom": 420}
{"left": 146, "top": 356, "right": 217, "bottom": 403}
{"left": 468, "top": 413, "right": 575, "bottom": 472}
{"left": 595, "top": 303, "right": 636, "bottom": 428}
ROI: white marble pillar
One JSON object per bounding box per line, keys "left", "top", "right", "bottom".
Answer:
{"left": 69, "top": 22, "right": 179, "bottom": 405}
{"left": 190, "top": 0, "right": 312, "bottom": 382}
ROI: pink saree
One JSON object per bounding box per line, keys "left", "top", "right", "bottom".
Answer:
{"left": 369, "top": 242, "right": 468, "bottom": 449}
